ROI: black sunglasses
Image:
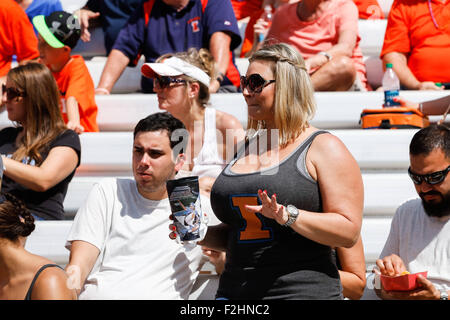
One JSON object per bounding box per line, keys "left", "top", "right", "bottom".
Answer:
{"left": 408, "top": 165, "right": 450, "bottom": 185}
{"left": 153, "top": 76, "right": 187, "bottom": 89}
{"left": 240, "top": 74, "right": 275, "bottom": 94}
{"left": 2, "top": 84, "right": 26, "bottom": 101}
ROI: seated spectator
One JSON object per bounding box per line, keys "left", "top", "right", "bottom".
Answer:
{"left": 0, "top": 189, "right": 77, "bottom": 300}
{"left": 141, "top": 48, "right": 245, "bottom": 278}
{"left": 15, "top": 0, "right": 63, "bottom": 35}
{"left": 76, "top": 0, "right": 142, "bottom": 54}
{"left": 255, "top": 0, "right": 369, "bottom": 91}
{"left": 373, "top": 124, "right": 449, "bottom": 300}
{"left": 33, "top": 10, "right": 99, "bottom": 133}
{"left": 240, "top": 0, "right": 383, "bottom": 58}
{"left": 95, "top": 0, "right": 242, "bottom": 95}
{"left": 353, "top": 0, "right": 384, "bottom": 19}
{"left": 380, "top": 0, "right": 450, "bottom": 90}
{"left": 65, "top": 112, "right": 205, "bottom": 299}
{"left": 0, "top": 0, "right": 39, "bottom": 85}
{"left": 0, "top": 63, "right": 81, "bottom": 221}
{"left": 141, "top": 48, "right": 245, "bottom": 198}
{"left": 239, "top": 0, "right": 297, "bottom": 58}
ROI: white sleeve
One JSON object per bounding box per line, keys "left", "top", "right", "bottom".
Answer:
{"left": 65, "top": 181, "right": 111, "bottom": 251}
{"left": 379, "top": 206, "right": 402, "bottom": 259}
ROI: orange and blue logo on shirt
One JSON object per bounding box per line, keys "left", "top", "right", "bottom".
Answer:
{"left": 187, "top": 17, "right": 201, "bottom": 33}
{"left": 230, "top": 194, "right": 273, "bottom": 243}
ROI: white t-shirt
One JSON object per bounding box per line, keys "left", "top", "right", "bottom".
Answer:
{"left": 65, "top": 178, "right": 204, "bottom": 300}
{"left": 380, "top": 199, "right": 450, "bottom": 291}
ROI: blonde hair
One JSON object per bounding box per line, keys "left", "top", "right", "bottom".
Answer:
{"left": 248, "top": 43, "right": 316, "bottom": 147}
{"left": 7, "top": 63, "right": 67, "bottom": 164}
{"left": 157, "top": 48, "right": 216, "bottom": 106}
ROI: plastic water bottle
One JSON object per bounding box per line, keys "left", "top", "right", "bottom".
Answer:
{"left": 382, "top": 63, "right": 400, "bottom": 107}
{"left": 258, "top": 5, "right": 273, "bottom": 43}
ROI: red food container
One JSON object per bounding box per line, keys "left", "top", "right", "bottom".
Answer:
{"left": 380, "top": 271, "right": 428, "bottom": 291}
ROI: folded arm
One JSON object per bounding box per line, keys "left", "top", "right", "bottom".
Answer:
{"left": 2, "top": 146, "right": 78, "bottom": 192}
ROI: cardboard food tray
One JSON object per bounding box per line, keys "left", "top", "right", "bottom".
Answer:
{"left": 380, "top": 271, "right": 428, "bottom": 291}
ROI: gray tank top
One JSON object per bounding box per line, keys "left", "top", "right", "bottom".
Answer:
{"left": 210, "top": 130, "right": 342, "bottom": 299}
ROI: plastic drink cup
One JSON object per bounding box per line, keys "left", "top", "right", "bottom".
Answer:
{"left": 166, "top": 176, "right": 203, "bottom": 242}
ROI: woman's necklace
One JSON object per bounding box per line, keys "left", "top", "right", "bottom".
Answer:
{"left": 427, "top": 0, "right": 449, "bottom": 29}
{"left": 428, "top": 0, "right": 440, "bottom": 29}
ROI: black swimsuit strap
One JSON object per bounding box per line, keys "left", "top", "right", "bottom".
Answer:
{"left": 24, "top": 264, "right": 63, "bottom": 300}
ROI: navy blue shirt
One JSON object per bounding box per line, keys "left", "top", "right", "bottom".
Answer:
{"left": 113, "top": 0, "right": 241, "bottom": 92}
{"left": 86, "top": 0, "right": 142, "bottom": 54}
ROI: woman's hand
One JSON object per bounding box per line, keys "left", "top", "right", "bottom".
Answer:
{"left": 76, "top": 9, "right": 101, "bottom": 42}
{"left": 245, "top": 189, "right": 287, "bottom": 225}
{"left": 418, "top": 81, "right": 444, "bottom": 91}
{"left": 392, "top": 96, "right": 419, "bottom": 109}
{"left": 202, "top": 247, "right": 226, "bottom": 274}
{"left": 253, "top": 18, "right": 271, "bottom": 42}
{"left": 66, "top": 121, "right": 85, "bottom": 134}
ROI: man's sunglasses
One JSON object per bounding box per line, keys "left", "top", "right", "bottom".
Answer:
{"left": 408, "top": 165, "right": 450, "bottom": 185}
{"left": 240, "top": 74, "right": 275, "bottom": 94}
{"left": 2, "top": 84, "right": 26, "bottom": 101}
{"left": 153, "top": 76, "right": 187, "bottom": 89}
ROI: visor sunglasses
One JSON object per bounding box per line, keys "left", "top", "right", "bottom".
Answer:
{"left": 240, "top": 74, "right": 275, "bottom": 94}
{"left": 2, "top": 84, "right": 26, "bottom": 101}
{"left": 153, "top": 76, "right": 187, "bottom": 89}
{"left": 408, "top": 165, "right": 450, "bottom": 185}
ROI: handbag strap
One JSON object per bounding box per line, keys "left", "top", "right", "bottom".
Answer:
{"left": 438, "top": 103, "right": 450, "bottom": 125}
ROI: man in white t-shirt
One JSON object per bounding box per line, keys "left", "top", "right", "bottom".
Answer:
{"left": 374, "top": 124, "right": 450, "bottom": 300}
{"left": 65, "top": 112, "right": 205, "bottom": 299}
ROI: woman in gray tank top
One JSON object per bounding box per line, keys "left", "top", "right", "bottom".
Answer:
{"left": 197, "top": 43, "right": 365, "bottom": 299}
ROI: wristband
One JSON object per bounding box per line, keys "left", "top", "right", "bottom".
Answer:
{"left": 216, "top": 72, "right": 225, "bottom": 83}
{"left": 95, "top": 87, "right": 110, "bottom": 95}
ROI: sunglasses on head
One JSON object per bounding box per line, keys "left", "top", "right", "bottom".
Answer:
{"left": 408, "top": 165, "right": 450, "bottom": 185}
{"left": 153, "top": 76, "right": 187, "bottom": 89}
{"left": 240, "top": 74, "right": 275, "bottom": 94}
{"left": 2, "top": 84, "right": 26, "bottom": 101}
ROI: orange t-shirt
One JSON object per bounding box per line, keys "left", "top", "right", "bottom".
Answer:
{"left": 52, "top": 55, "right": 99, "bottom": 132}
{"left": 353, "top": 0, "right": 385, "bottom": 19}
{"left": 267, "top": 0, "right": 368, "bottom": 89}
{"left": 231, "top": 0, "right": 263, "bottom": 20}
{"left": 231, "top": 0, "right": 264, "bottom": 57}
{"left": 0, "top": 0, "right": 39, "bottom": 76}
{"left": 380, "top": 0, "right": 450, "bottom": 83}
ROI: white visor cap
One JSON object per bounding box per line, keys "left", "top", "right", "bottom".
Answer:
{"left": 141, "top": 56, "right": 211, "bottom": 87}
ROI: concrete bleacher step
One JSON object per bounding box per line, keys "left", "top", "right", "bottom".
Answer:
{"left": 61, "top": 129, "right": 421, "bottom": 219}
{"left": 357, "top": 19, "right": 387, "bottom": 57}
{"left": 62, "top": 0, "right": 87, "bottom": 13}
{"left": 71, "top": 129, "right": 421, "bottom": 176}
{"left": 25, "top": 215, "right": 394, "bottom": 266}
{"left": 63, "top": 172, "right": 417, "bottom": 218}
{"left": 2, "top": 91, "right": 446, "bottom": 132}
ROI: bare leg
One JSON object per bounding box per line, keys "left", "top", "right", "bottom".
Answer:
{"left": 311, "top": 55, "right": 357, "bottom": 91}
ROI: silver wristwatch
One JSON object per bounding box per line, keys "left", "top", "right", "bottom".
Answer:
{"left": 283, "top": 205, "right": 299, "bottom": 227}
{"left": 440, "top": 289, "right": 448, "bottom": 300}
